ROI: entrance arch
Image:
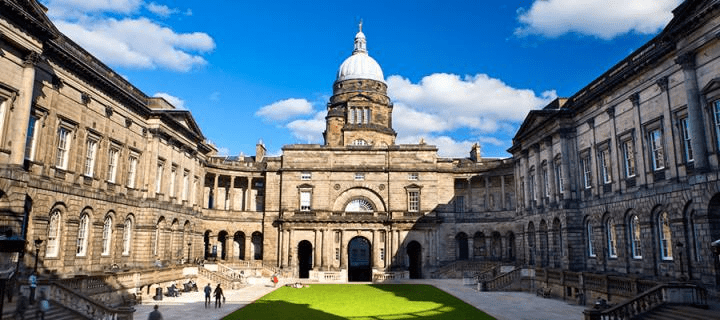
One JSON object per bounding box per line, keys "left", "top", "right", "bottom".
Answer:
{"left": 407, "top": 241, "right": 422, "bottom": 279}
{"left": 298, "top": 240, "right": 313, "bottom": 279}
{"left": 348, "top": 236, "right": 371, "bottom": 282}
{"left": 456, "top": 232, "right": 469, "bottom": 260}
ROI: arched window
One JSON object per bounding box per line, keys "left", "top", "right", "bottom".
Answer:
{"left": 102, "top": 216, "right": 112, "bottom": 256}
{"left": 46, "top": 210, "right": 61, "bottom": 257}
{"left": 629, "top": 215, "right": 642, "bottom": 259}
{"left": 76, "top": 214, "right": 90, "bottom": 256}
{"left": 587, "top": 221, "right": 595, "bottom": 257}
{"left": 606, "top": 218, "right": 617, "bottom": 258}
{"left": 659, "top": 212, "right": 673, "bottom": 260}
{"left": 122, "top": 217, "right": 132, "bottom": 255}
{"left": 345, "top": 198, "right": 374, "bottom": 212}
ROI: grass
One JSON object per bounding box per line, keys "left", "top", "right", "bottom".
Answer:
{"left": 223, "top": 284, "right": 494, "bottom": 320}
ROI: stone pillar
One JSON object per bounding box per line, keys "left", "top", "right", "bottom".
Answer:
{"left": 484, "top": 176, "right": 490, "bottom": 210}
{"left": 212, "top": 174, "right": 219, "bottom": 209}
{"left": 228, "top": 176, "right": 235, "bottom": 210}
{"left": 288, "top": 229, "right": 295, "bottom": 268}
{"left": 546, "top": 138, "right": 557, "bottom": 203}
{"left": 559, "top": 130, "right": 571, "bottom": 200}
{"left": 468, "top": 237, "right": 474, "bottom": 260}
{"left": 676, "top": 53, "right": 709, "bottom": 171}
{"left": 522, "top": 151, "right": 530, "bottom": 208}
{"left": 8, "top": 52, "right": 39, "bottom": 166}
{"left": 247, "top": 177, "right": 254, "bottom": 212}
{"left": 314, "top": 229, "right": 321, "bottom": 269}
{"left": 339, "top": 230, "right": 346, "bottom": 269}
{"left": 384, "top": 230, "right": 390, "bottom": 268}
{"left": 372, "top": 230, "right": 379, "bottom": 268}
{"left": 500, "top": 175, "right": 506, "bottom": 209}
{"left": 245, "top": 235, "right": 252, "bottom": 261}
{"left": 320, "top": 229, "right": 327, "bottom": 269}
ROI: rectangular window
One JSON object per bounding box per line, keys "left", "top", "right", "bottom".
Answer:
{"left": 580, "top": 155, "right": 592, "bottom": 189}
{"left": 354, "top": 172, "right": 365, "bottom": 180}
{"left": 587, "top": 223, "right": 596, "bottom": 257}
{"left": 622, "top": 140, "right": 636, "bottom": 178}
{"left": 127, "top": 155, "right": 138, "bottom": 188}
{"left": 408, "top": 172, "right": 419, "bottom": 180}
{"left": 528, "top": 174, "right": 536, "bottom": 200}
{"left": 107, "top": 148, "right": 119, "bottom": 183}
{"left": 680, "top": 117, "right": 693, "bottom": 163}
{"left": 0, "top": 100, "right": 6, "bottom": 141}
{"left": 542, "top": 166, "right": 550, "bottom": 197}
{"left": 55, "top": 127, "right": 72, "bottom": 169}
{"left": 182, "top": 170, "right": 190, "bottom": 201}
{"left": 102, "top": 218, "right": 112, "bottom": 256}
{"left": 170, "top": 165, "right": 177, "bottom": 197}
{"left": 348, "top": 108, "right": 355, "bottom": 124}
{"left": 455, "top": 195, "right": 464, "bottom": 213}
{"left": 408, "top": 190, "right": 420, "bottom": 212}
{"left": 554, "top": 160, "right": 564, "bottom": 194}
{"left": 301, "top": 171, "right": 311, "bottom": 180}
{"left": 24, "top": 115, "right": 40, "bottom": 161}
{"left": 607, "top": 221, "right": 617, "bottom": 258}
{"left": 599, "top": 149, "right": 611, "bottom": 184}
{"left": 300, "top": 191, "right": 311, "bottom": 211}
{"left": 122, "top": 219, "right": 132, "bottom": 255}
{"left": 648, "top": 129, "right": 665, "bottom": 170}
{"left": 84, "top": 139, "right": 98, "bottom": 177}
{"left": 155, "top": 161, "right": 164, "bottom": 193}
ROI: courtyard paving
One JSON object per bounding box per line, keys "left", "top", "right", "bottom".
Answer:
{"left": 133, "top": 279, "right": 587, "bottom": 320}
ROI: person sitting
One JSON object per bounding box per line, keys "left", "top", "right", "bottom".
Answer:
{"left": 167, "top": 283, "right": 179, "bottom": 297}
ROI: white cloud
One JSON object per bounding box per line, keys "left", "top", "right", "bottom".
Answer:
{"left": 515, "top": 0, "right": 682, "bottom": 40}
{"left": 54, "top": 17, "right": 215, "bottom": 71}
{"left": 256, "top": 98, "right": 314, "bottom": 121}
{"left": 146, "top": 2, "right": 179, "bottom": 17}
{"left": 396, "top": 135, "right": 475, "bottom": 158}
{"left": 387, "top": 73, "right": 555, "bottom": 137}
{"left": 286, "top": 111, "right": 327, "bottom": 143}
{"left": 153, "top": 92, "right": 185, "bottom": 109}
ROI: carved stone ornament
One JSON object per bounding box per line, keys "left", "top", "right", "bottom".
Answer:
{"left": 334, "top": 184, "right": 341, "bottom": 190}
{"left": 105, "top": 106, "right": 114, "bottom": 117}
{"left": 629, "top": 93, "right": 640, "bottom": 107}
{"left": 51, "top": 76, "right": 63, "bottom": 89}
{"left": 675, "top": 52, "right": 695, "bottom": 69}
{"left": 606, "top": 106, "right": 615, "bottom": 118}
{"left": 125, "top": 117, "right": 132, "bottom": 128}
{"left": 378, "top": 184, "right": 385, "bottom": 190}
{"left": 22, "top": 52, "right": 41, "bottom": 67}
{"left": 81, "top": 92, "right": 91, "bottom": 105}
{"left": 656, "top": 77, "right": 669, "bottom": 92}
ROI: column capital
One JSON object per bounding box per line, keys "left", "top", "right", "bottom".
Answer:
{"left": 23, "top": 52, "right": 41, "bottom": 67}
{"left": 675, "top": 52, "right": 696, "bottom": 69}
{"left": 629, "top": 93, "right": 640, "bottom": 107}
{"left": 656, "top": 76, "right": 669, "bottom": 92}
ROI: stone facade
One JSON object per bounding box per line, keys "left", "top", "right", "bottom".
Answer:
{"left": 1, "top": 0, "right": 719, "bottom": 303}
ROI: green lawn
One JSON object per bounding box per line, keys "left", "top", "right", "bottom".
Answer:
{"left": 223, "top": 284, "right": 494, "bottom": 320}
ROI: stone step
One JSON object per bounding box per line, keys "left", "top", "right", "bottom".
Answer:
{"left": 2, "top": 301, "right": 87, "bottom": 320}
{"left": 638, "top": 304, "right": 718, "bottom": 320}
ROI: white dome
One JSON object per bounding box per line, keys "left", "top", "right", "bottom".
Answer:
{"left": 337, "top": 53, "right": 384, "bottom": 82}
{"left": 336, "top": 27, "right": 384, "bottom": 83}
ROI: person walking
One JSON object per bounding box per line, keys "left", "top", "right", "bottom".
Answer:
{"left": 14, "top": 293, "right": 28, "bottom": 320}
{"left": 148, "top": 304, "right": 163, "bottom": 320}
{"left": 203, "top": 283, "right": 212, "bottom": 308}
{"left": 28, "top": 272, "right": 37, "bottom": 305}
{"left": 37, "top": 290, "right": 49, "bottom": 320}
{"left": 213, "top": 284, "right": 224, "bottom": 308}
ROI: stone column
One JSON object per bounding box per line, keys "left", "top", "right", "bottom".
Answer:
{"left": 372, "top": 230, "right": 380, "bottom": 268}
{"left": 247, "top": 177, "right": 254, "bottom": 212}
{"left": 8, "top": 52, "right": 39, "bottom": 166}
{"left": 212, "top": 174, "right": 219, "bottom": 209}
{"left": 484, "top": 176, "right": 490, "bottom": 210}
{"left": 288, "top": 229, "right": 295, "bottom": 268}
{"left": 314, "top": 229, "right": 321, "bottom": 269}
{"left": 559, "top": 129, "right": 572, "bottom": 200}
{"left": 546, "top": 138, "right": 557, "bottom": 203}
{"left": 468, "top": 237, "right": 474, "bottom": 260}
{"left": 676, "top": 53, "right": 709, "bottom": 171}
{"left": 321, "top": 229, "right": 327, "bottom": 269}
{"left": 521, "top": 151, "right": 530, "bottom": 208}
{"left": 384, "top": 230, "right": 390, "bottom": 268}
{"left": 228, "top": 176, "right": 235, "bottom": 210}
{"left": 339, "top": 230, "right": 346, "bottom": 269}
{"left": 245, "top": 235, "right": 252, "bottom": 261}
{"left": 500, "top": 175, "right": 506, "bottom": 210}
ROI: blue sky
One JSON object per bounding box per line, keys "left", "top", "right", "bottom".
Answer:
{"left": 41, "top": 0, "right": 683, "bottom": 158}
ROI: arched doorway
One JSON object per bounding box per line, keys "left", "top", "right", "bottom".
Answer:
{"left": 348, "top": 237, "right": 371, "bottom": 282}
{"left": 203, "top": 230, "right": 213, "bottom": 259}
{"left": 407, "top": 241, "right": 422, "bottom": 279}
{"left": 251, "top": 232, "right": 263, "bottom": 260}
{"left": 298, "top": 240, "right": 313, "bottom": 279}
{"left": 234, "top": 231, "right": 245, "bottom": 260}
{"left": 218, "top": 231, "right": 228, "bottom": 260}
{"left": 456, "top": 232, "right": 468, "bottom": 260}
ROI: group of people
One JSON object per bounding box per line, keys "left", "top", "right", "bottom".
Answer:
{"left": 9, "top": 272, "right": 50, "bottom": 320}
{"left": 204, "top": 283, "right": 225, "bottom": 308}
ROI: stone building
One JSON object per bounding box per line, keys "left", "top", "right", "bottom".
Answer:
{"left": 0, "top": 0, "right": 719, "bottom": 314}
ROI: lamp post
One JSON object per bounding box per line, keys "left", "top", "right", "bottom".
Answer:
{"left": 187, "top": 241, "right": 192, "bottom": 264}
{"left": 33, "top": 239, "right": 43, "bottom": 273}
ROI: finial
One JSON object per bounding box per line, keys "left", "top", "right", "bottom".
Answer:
{"left": 359, "top": 20, "right": 363, "bottom": 33}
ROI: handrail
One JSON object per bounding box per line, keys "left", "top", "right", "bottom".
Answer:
{"left": 47, "top": 280, "right": 135, "bottom": 320}
{"left": 480, "top": 267, "right": 520, "bottom": 291}
{"left": 584, "top": 283, "right": 708, "bottom": 320}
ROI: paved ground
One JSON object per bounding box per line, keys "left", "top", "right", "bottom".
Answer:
{"left": 134, "top": 279, "right": 587, "bottom": 320}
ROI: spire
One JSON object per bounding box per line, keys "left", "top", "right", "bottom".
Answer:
{"left": 353, "top": 20, "right": 367, "bottom": 54}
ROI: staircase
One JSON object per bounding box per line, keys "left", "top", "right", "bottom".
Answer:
{"left": 635, "top": 304, "right": 717, "bottom": 320}
{"left": 2, "top": 301, "right": 87, "bottom": 320}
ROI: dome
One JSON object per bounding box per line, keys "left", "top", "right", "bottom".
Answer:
{"left": 336, "top": 24, "right": 384, "bottom": 83}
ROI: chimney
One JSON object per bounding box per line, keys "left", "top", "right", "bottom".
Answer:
{"left": 256, "top": 140, "right": 266, "bottom": 162}
{"left": 470, "top": 143, "right": 481, "bottom": 162}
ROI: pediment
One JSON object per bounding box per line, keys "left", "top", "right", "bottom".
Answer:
{"left": 701, "top": 78, "right": 720, "bottom": 95}
{"left": 164, "top": 110, "right": 204, "bottom": 139}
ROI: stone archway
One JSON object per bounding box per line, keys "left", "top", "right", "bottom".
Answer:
{"left": 298, "top": 240, "right": 313, "bottom": 279}
{"left": 348, "top": 236, "right": 371, "bottom": 282}
{"left": 407, "top": 241, "right": 422, "bottom": 279}
{"left": 456, "top": 232, "right": 469, "bottom": 260}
